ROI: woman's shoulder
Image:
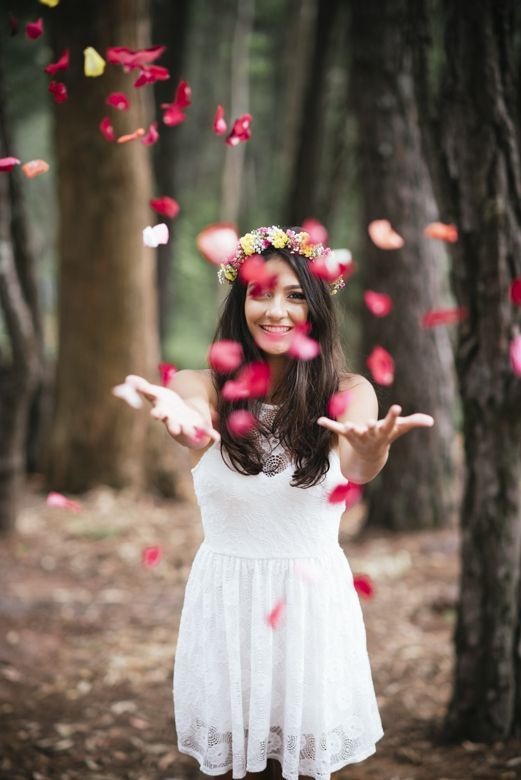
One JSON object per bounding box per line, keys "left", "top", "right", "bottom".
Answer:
{"left": 171, "top": 367, "right": 218, "bottom": 409}
{"left": 338, "top": 371, "right": 374, "bottom": 393}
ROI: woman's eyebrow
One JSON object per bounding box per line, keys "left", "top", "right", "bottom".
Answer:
{"left": 283, "top": 284, "right": 303, "bottom": 290}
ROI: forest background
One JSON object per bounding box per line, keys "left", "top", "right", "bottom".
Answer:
{"left": 1, "top": 0, "right": 521, "bottom": 778}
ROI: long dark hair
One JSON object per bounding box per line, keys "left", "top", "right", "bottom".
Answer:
{"left": 212, "top": 244, "right": 350, "bottom": 488}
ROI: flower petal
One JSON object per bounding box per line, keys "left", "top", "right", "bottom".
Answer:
{"left": 225, "top": 113, "right": 252, "bottom": 146}
{"left": 161, "top": 103, "right": 186, "bottom": 126}
{"left": 158, "top": 362, "right": 177, "bottom": 386}
{"left": 175, "top": 79, "right": 191, "bottom": 107}
{"left": 150, "top": 196, "right": 179, "bottom": 219}
{"left": 141, "top": 121, "right": 159, "bottom": 146}
{"left": 367, "top": 346, "right": 394, "bottom": 385}
{"left": 0, "top": 157, "right": 21, "bottom": 172}
{"left": 364, "top": 290, "right": 393, "bottom": 317}
{"left": 227, "top": 409, "right": 257, "bottom": 437}
{"left": 142, "top": 545, "right": 162, "bottom": 567}
{"left": 48, "top": 80, "right": 68, "bottom": 103}
{"left": 213, "top": 104, "right": 227, "bottom": 135}
{"left": 117, "top": 128, "right": 145, "bottom": 144}
{"left": 21, "top": 159, "right": 49, "bottom": 178}
{"left": 106, "top": 45, "right": 166, "bottom": 70}
{"left": 143, "top": 223, "right": 169, "bottom": 247}
{"left": 327, "top": 389, "right": 352, "bottom": 419}
{"left": 368, "top": 219, "right": 404, "bottom": 250}
{"left": 424, "top": 221, "right": 458, "bottom": 243}
{"left": 84, "top": 46, "right": 106, "bottom": 77}
{"left": 510, "top": 334, "right": 521, "bottom": 376}
{"left": 46, "top": 491, "right": 82, "bottom": 512}
{"left": 287, "top": 323, "right": 320, "bottom": 361}
{"left": 328, "top": 482, "right": 363, "bottom": 507}
{"left": 509, "top": 278, "right": 521, "bottom": 306}
{"left": 302, "top": 218, "right": 328, "bottom": 245}
{"left": 44, "top": 48, "right": 69, "bottom": 75}
{"left": 266, "top": 597, "right": 285, "bottom": 629}
{"left": 134, "top": 65, "right": 170, "bottom": 88}
{"left": 196, "top": 223, "right": 239, "bottom": 266}
{"left": 353, "top": 573, "right": 374, "bottom": 599}
{"left": 208, "top": 340, "right": 244, "bottom": 373}
{"left": 26, "top": 18, "right": 43, "bottom": 40}
{"left": 99, "top": 117, "right": 115, "bottom": 142}
{"left": 222, "top": 362, "right": 271, "bottom": 401}
{"left": 39, "top": 0, "right": 60, "bottom": 7}
{"left": 106, "top": 91, "right": 129, "bottom": 110}
{"left": 421, "top": 307, "right": 468, "bottom": 328}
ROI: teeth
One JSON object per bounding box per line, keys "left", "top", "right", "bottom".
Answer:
{"left": 260, "top": 325, "right": 292, "bottom": 332}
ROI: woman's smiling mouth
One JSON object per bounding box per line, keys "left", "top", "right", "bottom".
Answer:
{"left": 259, "top": 324, "right": 293, "bottom": 333}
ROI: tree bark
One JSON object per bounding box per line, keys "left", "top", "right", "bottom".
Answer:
{"left": 45, "top": 0, "right": 160, "bottom": 492}
{"left": 349, "top": 0, "right": 456, "bottom": 531}
{"left": 411, "top": 0, "right": 521, "bottom": 741}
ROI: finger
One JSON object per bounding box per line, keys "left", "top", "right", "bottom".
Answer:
{"left": 126, "top": 375, "right": 158, "bottom": 402}
{"left": 317, "top": 416, "right": 346, "bottom": 435}
{"left": 380, "top": 404, "right": 402, "bottom": 435}
{"left": 400, "top": 413, "right": 435, "bottom": 427}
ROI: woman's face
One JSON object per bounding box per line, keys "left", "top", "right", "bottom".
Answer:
{"left": 244, "top": 255, "right": 309, "bottom": 356}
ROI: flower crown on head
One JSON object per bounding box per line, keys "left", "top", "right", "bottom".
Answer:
{"left": 217, "top": 225, "right": 346, "bottom": 295}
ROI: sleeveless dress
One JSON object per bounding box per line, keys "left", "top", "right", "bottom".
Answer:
{"left": 173, "top": 404, "right": 384, "bottom": 779}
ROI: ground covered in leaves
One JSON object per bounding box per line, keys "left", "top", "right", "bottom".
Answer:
{"left": 1, "top": 470, "right": 520, "bottom": 780}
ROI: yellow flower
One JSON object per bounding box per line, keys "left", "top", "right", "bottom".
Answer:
{"left": 223, "top": 265, "right": 238, "bottom": 282}
{"left": 84, "top": 47, "right": 106, "bottom": 77}
{"left": 240, "top": 233, "right": 256, "bottom": 255}
{"left": 271, "top": 227, "right": 289, "bottom": 249}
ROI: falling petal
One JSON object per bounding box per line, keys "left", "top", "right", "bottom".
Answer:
{"left": 327, "top": 389, "right": 352, "bottom": 419}
{"left": 161, "top": 102, "right": 186, "bottom": 126}
{"left": 44, "top": 48, "right": 69, "bottom": 75}
{"left": 208, "top": 340, "right": 244, "bottom": 373}
{"left": 158, "top": 362, "right": 177, "bottom": 386}
{"left": 106, "top": 45, "right": 166, "bottom": 70}
{"left": 266, "top": 598, "right": 285, "bottom": 629}
{"left": 287, "top": 323, "right": 320, "bottom": 361}
{"left": 106, "top": 91, "right": 129, "bottom": 110}
{"left": 142, "top": 545, "right": 162, "bottom": 568}
{"left": 353, "top": 573, "right": 374, "bottom": 599}
{"left": 134, "top": 65, "right": 170, "bottom": 88}
{"left": 367, "top": 346, "right": 394, "bottom": 385}
{"left": 141, "top": 121, "right": 159, "bottom": 145}
{"left": 328, "top": 482, "right": 363, "bottom": 507}
{"left": 111, "top": 382, "right": 143, "bottom": 409}
{"left": 213, "top": 104, "right": 227, "bottom": 135}
{"left": 227, "top": 410, "right": 257, "bottom": 437}
{"left": 302, "top": 218, "right": 328, "bottom": 245}
{"left": 0, "top": 157, "right": 21, "bottom": 172}
{"left": 222, "top": 362, "right": 271, "bottom": 401}
{"left": 510, "top": 334, "right": 521, "bottom": 376}
{"left": 225, "top": 113, "right": 252, "bottom": 146}
{"left": 21, "top": 159, "right": 49, "bottom": 178}
{"left": 509, "top": 279, "right": 521, "bottom": 306}
{"left": 143, "top": 223, "right": 169, "bottom": 247}
{"left": 364, "top": 290, "right": 393, "bottom": 317}
{"left": 26, "top": 18, "right": 43, "bottom": 40}
{"left": 46, "top": 492, "right": 82, "bottom": 512}
{"left": 84, "top": 46, "right": 106, "bottom": 77}
{"left": 421, "top": 307, "right": 468, "bottom": 328}
{"left": 150, "top": 196, "right": 179, "bottom": 219}
{"left": 309, "top": 248, "right": 352, "bottom": 284}
{"left": 239, "top": 255, "right": 278, "bottom": 292}
{"left": 48, "top": 80, "right": 68, "bottom": 103}
{"left": 99, "top": 117, "right": 115, "bottom": 142}
{"left": 174, "top": 79, "right": 191, "bottom": 107}
{"left": 196, "top": 223, "right": 239, "bottom": 266}
{"left": 424, "top": 222, "right": 458, "bottom": 243}
{"left": 117, "top": 128, "right": 145, "bottom": 144}
{"left": 39, "top": 0, "right": 60, "bottom": 6}
{"left": 368, "top": 219, "right": 404, "bottom": 250}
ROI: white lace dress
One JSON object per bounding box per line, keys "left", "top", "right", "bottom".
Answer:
{"left": 173, "top": 404, "right": 384, "bottom": 779}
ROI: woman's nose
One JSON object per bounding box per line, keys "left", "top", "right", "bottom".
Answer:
{"left": 265, "top": 296, "right": 286, "bottom": 317}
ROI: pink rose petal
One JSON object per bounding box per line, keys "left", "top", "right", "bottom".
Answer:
{"left": 227, "top": 410, "right": 257, "bottom": 437}
{"left": 266, "top": 598, "right": 285, "bottom": 629}
{"left": 287, "top": 323, "right": 320, "bottom": 361}
{"left": 46, "top": 491, "right": 82, "bottom": 512}
{"left": 421, "top": 307, "right": 468, "bottom": 328}
{"left": 26, "top": 18, "right": 43, "bottom": 40}
{"left": 106, "top": 91, "right": 129, "bottom": 110}
{"left": 99, "top": 116, "right": 115, "bottom": 141}
{"left": 225, "top": 113, "right": 252, "bottom": 146}
{"left": 158, "top": 362, "right": 177, "bottom": 386}
{"left": 48, "top": 80, "right": 68, "bottom": 104}
{"left": 44, "top": 49, "right": 69, "bottom": 75}
{"left": 510, "top": 333, "right": 521, "bottom": 376}
{"left": 367, "top": 346, "right": 394, "bottom": 385}
{"left": 213, "top": 104, "right": 227, "bottom": 136}
{"left": 509, "top": 279, "right": 521, "bottom": 306}
{"left": 0, "top": 157, "right": 21, "bottom": 172}
{"left": 141, "top": 121, "right": 159, "bottom": 146}
{"left": 302, "top": 218, "right": 328, "bottom": 245}
{"left": 424, "top": 222, "right": 458, "bottom": 243}
{"left": 174, "top": 79, "right": 191, "bottom": 107}
{"left": 328, "top": 482, "right": 363, "bottom": 508}
{"left": 364, "top": 290, "right": 393, "bottom": 317}
{"left": 142, "top": 545, "right": 162, "bottom": 567}
{"left": 208, "top": 340, "right": 244, "bottom": 373}
{"left": 106, "top": 45, "right": 166, "bottom": 70}
{"left": 143, "top": 223, "right": 169, "bottom": 248}
{"left": 368, "top": 219, "right": 404, "bottom": 250}
{"left": 327, "top": 389, "right": 352, "bottom": 419}
{"left": 196, "top": 223, "right": 239, "bottom": 266}
{"left": 353, "top": 573, "right": 374, "bottom": 599}
{"left": 222, "top": 362, "right": 271, "bottom": 401}
{"left": 150, "top": 196, "right": 179, "bottom": 219}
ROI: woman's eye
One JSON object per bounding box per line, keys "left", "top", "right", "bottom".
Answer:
{"left": 289, "top": 292, "right": 306, "bottom": 300}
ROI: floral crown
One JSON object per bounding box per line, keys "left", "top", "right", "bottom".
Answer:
{"left": 217, "top": 225, "right": 346, "bottom": 295}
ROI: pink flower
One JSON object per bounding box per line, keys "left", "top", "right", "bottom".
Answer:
{"left": 26, "top": 18, "right": 43, "bottom": 40}
{"left": 364, "top": 290, "right": 393, "bottom": 317}
{"left": 227, "top": 410, "right": 257, "bottom": 437}
{"left": 368, "top": 219, "right": 404, "bottom": 250}
{"left": 99, "top": 117, "right": 115, "bottom": 141}
{"left": 213, "top": 104, "right": 227, "bottom": 136}
{"left": 208, "top": 340, "right": 244, "bottom": 373}
{"left": 44, "top": 49, "right": 69, "bottom": 75}
{"left": 106, "top": 91, "right": 129, "bottom": 110}
{"left": 150, "top": 196, "right": 179, "bottom": 219}
{"left": 367, "top": 346, "right": 394, "bottom": 385}
{"left": 141, "top": 121, "right": 159, "bottom": 146}
{"left": 48, "top": 80, "right": 68, "bottom": 104}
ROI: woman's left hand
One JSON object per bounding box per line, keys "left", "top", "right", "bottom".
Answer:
{"left": 317, "top": 404, "right": 435, "bottom": 462}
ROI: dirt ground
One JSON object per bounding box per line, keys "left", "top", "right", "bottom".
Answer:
{"left": 1, "top": 469, "right": 520, "bottom": 780}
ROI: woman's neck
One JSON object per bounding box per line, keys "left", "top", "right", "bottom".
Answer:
{"left": 264, "top": 355, "right": 287, "bottom": 403}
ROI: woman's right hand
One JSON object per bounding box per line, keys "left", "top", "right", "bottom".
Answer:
{"left": 124, "top": 374, "right": 220, "bottom": 446}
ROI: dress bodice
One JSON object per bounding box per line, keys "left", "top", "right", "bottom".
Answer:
{"left": 191, "top": 404, "right": 347, "bottom": 558}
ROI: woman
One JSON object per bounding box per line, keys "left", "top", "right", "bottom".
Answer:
{"left": 124, "top": 226, "right": 434, "bottom": 780}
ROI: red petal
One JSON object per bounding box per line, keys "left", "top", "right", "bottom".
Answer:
{"left": 134, "top": 64, "right": 170, "bottom": 88}
{"left": 424, "top": 222, "right": 458, "bottom": 243}
{"left": 239, "top": 255, "right": 278, "bottom": 292}
{"left": 368, "top": 219, "right": 404, "bottom": 250}
{"left": 196, "top": 223, "right": 239, "bottom": 266}
{"left": 328, "top": 482, "right": 363, "bottom": 507}
{"left": 222, "top": 362, "right": 271, "bottom": 401}
{"left": 106, "top": 45, "right": 166, "bottom": 69}
{"left": 266, "top": 598, "right": 285, "bottom": 629}
{"left": 150, "top": 196, "right": 179, "bottom": 219}
{"left": 117, "top": 128, "right": 145, "bottom": 144}
{"left": 364, "top": 290, "right": 393, "bottom": 317}
{"left": 46, "top": 491, "right": 82, "bottom": 513}
{"left": 48, "top": 80, "right": 68, "bottom": 104}
{"left": 367, "top": 346, "right": 394, "bottom": 385}
{"left": 99, "top": 117, "right": 115, "bottom": 141}
{"left": 509, "top": 279, "right": 521, "bottom": 306}
{"left": 175, "top": 79, "right": 191, "bottom": 107}
{"left": 158, "top": 361, "right": 177, "bottom": 386}
{"left": 142, "top": 545, "right": 162, "bottom": 567}
{"left": 21, "top": 159, "right": 49, "bottom": 178}
{"left": 44, "top": 49, "right": 69, "bottom": 75}
{"left": 106, "top": 91, "right": 129, "bottom": 110}
{"left": 327, "top": 389, "right": 352, "bottom": 419}
{"left": 162, "top": 103, "right": 186, "bottom": 126}
{"left": 421, "top": 307, "right": 468, "bottom": 328}
{"left": 225, "top": 113, "right": 252, "bottom": 146}
{"left": 227, "top": 410, "right": 257, "bottom": 437}
{"left": 213, "top": 104, "right": 227, "bottom": 135}
{"left": 0, "top": 156, "right": 21, "bottom": 172}
{"left": 26, "top": 18, "right": 43, "bottom": 40}
{"left": 141, "top": 121, "right": 159, "bottom": 146}
{"left": 302, "top": 218, "right": 328, "bottom": 245}
{"left": 510, "top": 334, "right": 521, "bottom": 376}
{"left": 208, "top": 340, "right": 244, "bottom": 373}
{"left": 309, "top": 249, "right": 352, "bottom": 284}
{"left": 353, "top": 573, "right": 374, "bottom": 599}
{"left": 287, "top": 323, "right": 320, "bottom": 361}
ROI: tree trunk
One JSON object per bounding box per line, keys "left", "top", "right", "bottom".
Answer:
{"left": 348, "top": 0, "right": 456, "bottom": 531}
{"left": 411, "top": 0, "right": 521, "bottom": 741}
{"left": 46, "top": 0, "right": 160, "bottom": 492}
{"left": 152, "top": 0, "right": 191, "bottom": 346}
